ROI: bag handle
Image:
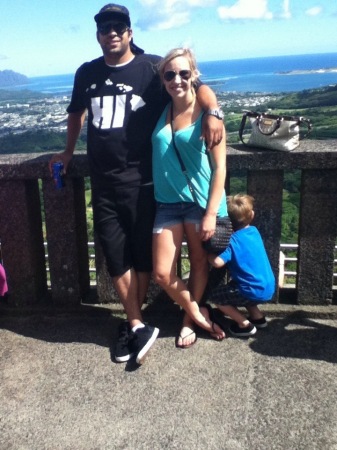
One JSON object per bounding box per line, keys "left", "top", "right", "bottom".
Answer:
{"left": 239, "top": 111, "right": 281, "bottom": 141}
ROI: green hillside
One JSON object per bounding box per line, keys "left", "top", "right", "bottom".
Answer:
{"left": 0, "top": 130, "right": 86, "bottom": 154}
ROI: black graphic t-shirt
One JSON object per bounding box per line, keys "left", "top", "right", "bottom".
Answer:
{"left": 67, "top": 54, "right": 168, "bottom": 187}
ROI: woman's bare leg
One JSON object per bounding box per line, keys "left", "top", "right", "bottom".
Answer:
{"left": 179, "top": 222, "right": 211, "bottom": 346}
{"left": 153, "top": 223, "right": 224, "bottom": 343}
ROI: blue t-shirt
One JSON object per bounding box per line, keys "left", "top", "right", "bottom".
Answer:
{"left": 151, "top": 103, "right": 228, "bottom": 217}
{"left": 219, "top": 226, "right": 275, "bottom": 301}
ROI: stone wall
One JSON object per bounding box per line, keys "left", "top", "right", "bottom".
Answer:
{"left": 0, "top": 141, "right": 337, "bottom": 309}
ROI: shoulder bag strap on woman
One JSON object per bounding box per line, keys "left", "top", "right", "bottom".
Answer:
{"left": 170, "top": 105, "right": 200, "bottom": 206}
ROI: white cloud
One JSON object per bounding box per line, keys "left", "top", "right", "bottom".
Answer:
{"left": 185, "top": 0, "right": 215, "bottom": 5}
{"left": 305, "top": 6, "right": 322, "bottom": 16}
{"left": 218, "top": 0, "right": 273, "bottom": 20}
{"left": 137, "top": 10, "right": 190, "bottom": 30}
{"left": 136, "top": 0, "right": 216, "bottom": 30}
{"left": 280, "top": 0, "right": 291, "bottom": 19}
{"left": 153, "top": 12, "right": 190, "bottom": 30}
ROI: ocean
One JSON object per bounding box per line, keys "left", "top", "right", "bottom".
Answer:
{"left": 6, "top": 52, "right": 337, "bottom": 95}
{"left": 199, "top": 52, "right": 337, "bottom": 93}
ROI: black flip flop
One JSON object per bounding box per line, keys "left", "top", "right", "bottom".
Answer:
{"left": 175, "top": 330, "right": 197, "bottom": 349}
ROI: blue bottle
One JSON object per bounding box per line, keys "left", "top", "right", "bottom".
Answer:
{"left": 52, "top": 162, "right": 65, "bottom": 189}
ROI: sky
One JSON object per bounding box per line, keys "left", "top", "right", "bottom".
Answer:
{"left": 1, "top": 0, "right": 337, "bottom": 78}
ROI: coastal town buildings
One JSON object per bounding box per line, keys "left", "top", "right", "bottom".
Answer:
{"left": 0, "top": 91, "right": 278, "bottom": 139}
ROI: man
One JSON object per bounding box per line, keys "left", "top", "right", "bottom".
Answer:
{"left": 49, "top": 4, "right": 224, "bottom": 364}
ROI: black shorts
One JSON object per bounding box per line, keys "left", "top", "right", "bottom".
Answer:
{"left": 92, "top": 184, "right": 155, "bottom": 277}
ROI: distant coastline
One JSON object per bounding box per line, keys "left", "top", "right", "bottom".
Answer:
{"left": 0, "top": 69, "right": 28, "bottom": 87}
{"left": 278, "top": 67, "right": 337, "bottom": 75}
{"left": 2, "top": 52, "right": 337, "bottom": 94}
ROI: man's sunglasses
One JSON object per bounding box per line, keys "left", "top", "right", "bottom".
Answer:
{"left": 98, "top": 22, "right": 129, "bottom": 36}
{"left": 163, "top": 70, "right": 192, "bottom": 82}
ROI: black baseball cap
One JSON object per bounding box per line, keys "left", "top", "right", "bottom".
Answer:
{"left": 94, "top": 4, "right": 144, "bottom": 54}
{"left": 95, "top": 4, "right": 131, "bottom": 26}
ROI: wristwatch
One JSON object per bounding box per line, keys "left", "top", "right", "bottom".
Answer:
{"left": 207, "top": 108, "right": 224, "bottom": 120}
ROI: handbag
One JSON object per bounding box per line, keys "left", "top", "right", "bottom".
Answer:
{"left": 201, "top": 216, "right": 233, "bottom": 254}
{"left": 239, "top": 110, "right": 312, "bottom": 151}
{"left": 170, "top": 107, "right": 233, "bottom": 254}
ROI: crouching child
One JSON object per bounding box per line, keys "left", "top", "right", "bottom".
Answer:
{"left": 207, "top": 194, "right": 275, "bottom": 337}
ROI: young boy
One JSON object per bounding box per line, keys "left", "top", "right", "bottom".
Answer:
{"left": 207, "top": 194, "right": 275, "bottom": 337}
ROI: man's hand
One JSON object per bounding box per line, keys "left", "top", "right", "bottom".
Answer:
{"left": 201, "top": 115, "right": 223, "bottom": 150}
{"left": 48, "top": 151, "right": 73, "bottom": 176}
{"left": 48, "top": 111, "right": 85, "bottom": 176}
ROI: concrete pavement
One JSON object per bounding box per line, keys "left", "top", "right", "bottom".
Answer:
{"left": 1, "top": 299, "right": 337, "bottom": 450}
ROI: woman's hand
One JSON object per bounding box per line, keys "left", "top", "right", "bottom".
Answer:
{"left": 200, "top": 212, "right": 217, "bottom": 241}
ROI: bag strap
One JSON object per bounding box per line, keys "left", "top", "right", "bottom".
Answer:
{"left": 170, "top": 106, "right": 200, "bottom": 206}
{"left": 238, "top": 111, "right": 254, "bottom": 145}
{"left": 298, "top": 116, "right": 313, "bottom": 138}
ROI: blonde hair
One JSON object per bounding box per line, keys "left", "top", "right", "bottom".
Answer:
{"left": 227, "top": 194, "right": 255, "bottom": 230}
{"left": 158, "top": 48, "right": 200, "bottom": 87}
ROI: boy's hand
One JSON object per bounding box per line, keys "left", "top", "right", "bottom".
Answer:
{"left": 208, "top": 253, "right": 225, "bottom": 269}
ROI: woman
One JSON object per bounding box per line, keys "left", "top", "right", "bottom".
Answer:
{"left": 152, "top": 48, "right": 228, "bottom": 348}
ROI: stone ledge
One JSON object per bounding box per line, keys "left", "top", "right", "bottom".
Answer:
{"left": 1, "top": 140, "right": 337, "bottom": 180}
{"left": 1, "top": 301, "right": 337, "bottom": 319}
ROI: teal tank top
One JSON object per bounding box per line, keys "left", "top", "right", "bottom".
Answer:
{"left": 152, "top": 103, "right": 228, "bottom": 217}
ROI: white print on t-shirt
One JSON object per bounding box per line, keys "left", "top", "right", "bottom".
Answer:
{"left": 116, "top": 83, "right": 132, "bottom": 92}
{"left": 91, "top": 81, "right": 146, "bottom": 130}
{"left": 130, "top": 95, "right": 145, "bottom": 111}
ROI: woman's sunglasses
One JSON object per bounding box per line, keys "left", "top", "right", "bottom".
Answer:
{"left": 163, "top": 70, "right": 192, "bottom": 82}
{"left": 98, "top": 22, "right": 129, "bottom": 36}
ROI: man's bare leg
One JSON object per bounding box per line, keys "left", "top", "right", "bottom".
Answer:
{"left": 113, "top": 268, "right": 144, "bottom": 327}
{"left": 137, "top": 271, "right": 152, "bottom": 308}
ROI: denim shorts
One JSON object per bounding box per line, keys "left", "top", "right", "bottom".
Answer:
{"left": 153, "top": 202, "right": 203, "bottom": 233}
